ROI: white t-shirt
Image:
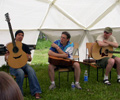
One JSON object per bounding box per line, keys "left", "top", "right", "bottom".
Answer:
{"left": 96, "top": 34, "right": 117, "bottom": 43}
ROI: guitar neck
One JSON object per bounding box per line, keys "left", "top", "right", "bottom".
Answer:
{"left": 7, "top": 21, "right": 16, "bottom": 47}
{"left": 109, "top": 51, "right": 120, "bottom": 53}
{"left": 5, "top": 13, "right": 16, "bottom": 47}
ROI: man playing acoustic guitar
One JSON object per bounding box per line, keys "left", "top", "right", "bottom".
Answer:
{"left": 5, "top": 30, "right": 42, "bottom": 99}
{"left": 48, "top": 32, "right": 82, "bottom": 90}
{"left": 96, "top": 27, "right": 120, "bottom": 85}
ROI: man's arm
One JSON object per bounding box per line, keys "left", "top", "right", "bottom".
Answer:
{"left": 103, "top": 40, "right": 118, "bottom": 48}
{"left": 48, "top": 50, "right": 68, "bottom": 58}
{"left": 51, "top": 43, "right": 66, "bottom": 54}
{"left": 97, "top": 40, "right": 109, "bottom": 47}
{"left": 5, "top": 51, "right": 9, "bottom": 62}
{"left": 97, "top": 40, "right": 118, "bottom": 48}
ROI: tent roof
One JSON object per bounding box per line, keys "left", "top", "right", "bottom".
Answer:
{"left": 0, "top": 0, "right": 120, "bottom": 30}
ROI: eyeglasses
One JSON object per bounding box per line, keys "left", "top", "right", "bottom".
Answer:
{"left": 104, "top": 31, "right": 109, "bottom": 34}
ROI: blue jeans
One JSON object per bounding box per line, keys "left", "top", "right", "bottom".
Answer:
{"left": 9, "top": 64, "right": 42, "bottom": 95}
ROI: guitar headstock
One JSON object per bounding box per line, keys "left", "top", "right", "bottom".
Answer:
{"left": 5, "top": 13, "right": 10, "bottom": 22}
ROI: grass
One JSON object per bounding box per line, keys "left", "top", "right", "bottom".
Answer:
{"left": 1, "top": 38, "right": 120, "bottom": 100}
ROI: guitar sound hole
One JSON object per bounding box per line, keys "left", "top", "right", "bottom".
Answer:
{"left": 105, "top": 49, "right": 108, "bottom": 54}
{"left": 13, "top": 47, "right": 19, "bottom": 53}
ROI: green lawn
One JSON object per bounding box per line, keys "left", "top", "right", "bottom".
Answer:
{"left": 1, "top": 39, "right": 120, "bottom": 100}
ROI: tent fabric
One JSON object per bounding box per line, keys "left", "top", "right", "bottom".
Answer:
{"left": 0, "top": 0, "right": 120, "bottom": 66}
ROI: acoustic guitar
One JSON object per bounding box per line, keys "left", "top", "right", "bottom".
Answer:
{"left": 91, "top": 42, "right": 120, "bottom": 60}
{"left": 5, "top": 13, "right": 28, "bottom": 68}
{"left": 48, "top": 56, "right": 75, "bottom": 67}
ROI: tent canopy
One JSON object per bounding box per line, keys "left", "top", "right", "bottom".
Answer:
{"left": 0, "top": 0, "right": 120, "bottom": 66}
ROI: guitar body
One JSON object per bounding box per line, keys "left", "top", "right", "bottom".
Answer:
{"left": 91, "top": 43, "right": 113, "bottom": 60}
{"left": 7, "top": 41, "right": 28, "bottom": 68}
{"left": 49, "top": 56, "right": 74, "bottom": 67}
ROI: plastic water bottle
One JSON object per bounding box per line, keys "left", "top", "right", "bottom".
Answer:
{"left": 71, "top": 82, "right": 75, "bottom": 90}
{"left": 84, "top": 70, "right": 88, "bottom": 82}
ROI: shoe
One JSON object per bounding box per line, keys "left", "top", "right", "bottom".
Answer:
{"left": 49, "top": 84, "right": 56, "bottom": 90}
{"left": 117, "top": 79, "right": 120, "bottom": 83}
{"left": 35, "top": 93, "right": 41, "bottom": 99}
{"left": 103, "top": 79, "right": 111, "bottom": 85}
{"left": 75, "top": 83, "right": 82, "bottom": 89}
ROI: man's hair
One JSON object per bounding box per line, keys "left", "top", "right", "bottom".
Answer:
{"left": 0, "top": 71, "right": 24, "bottom": 100}
{"left": 62, "top": 31, "right": 71, "bottom": 39}
{"left": 15, "top": 30, "right": 24, "bottom": 37}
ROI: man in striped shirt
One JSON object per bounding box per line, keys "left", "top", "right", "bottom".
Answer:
{"left": 48, "top": 31, "right": 82, "bottom": 90}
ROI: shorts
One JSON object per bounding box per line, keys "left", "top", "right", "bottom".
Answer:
{"left": 96, "top": 55, "right": 116, "bottom": 68}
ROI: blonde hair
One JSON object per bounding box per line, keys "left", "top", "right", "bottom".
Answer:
{"left": 0, "top": 71, "right": 23, "bottom": 100}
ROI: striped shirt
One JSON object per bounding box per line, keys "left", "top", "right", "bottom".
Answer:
{"left": 49, "top": 40, "right": 74, "bottom": 59}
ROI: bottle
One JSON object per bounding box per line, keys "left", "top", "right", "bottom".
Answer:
{"left": 71, "top": 82, "right": 75, "bottom": 90}
{"left": 84, "top": 70, "right": 88, "bottom": 82}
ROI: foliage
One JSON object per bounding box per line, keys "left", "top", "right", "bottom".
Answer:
{"left": 36, "top": 38, "right": 52, "bottom": 50}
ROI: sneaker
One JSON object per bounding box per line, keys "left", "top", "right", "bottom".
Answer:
{"left": 117, "top": 79, "right": 120, "bottom": 83}
{"left": 103, "top": 79, "right": 111, "bottom": 85}
{"left": 75, "top": 83, "right": 82, "bottom": 89}
{"left": 49, "top": 84, "right": 56, "bottom": 90}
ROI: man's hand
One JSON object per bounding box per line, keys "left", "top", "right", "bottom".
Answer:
{"left": 27, "top": 54, "right": 32, "bottom": 61}
{"left": 61, "top": 53, "right": 68, "bottom": 58}
{"left": 5, "top": 51, "right": 9, "bottom": 62}
{"left": 103, "top": 40, "right": 109, "bottom": 44}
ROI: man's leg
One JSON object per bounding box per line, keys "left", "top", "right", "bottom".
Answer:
{"left": 9, "top": 67, "right": 24, "bottom": 94}
{"left": 23, "top": 64, "right": 42, "bottom": 96}
{"left": 105, "top": 58, "right": 114, "bottom": 76}
{"left": 114, "top": 57, "right": 120, "bottom": 82}
{"left": 104, "top": 58, "right": 114, "bottom": 85}
{"left": 48, "top": 64, "right": 56, "bottom": 90}
{"left": 72, "top": 62, "right": 82, "bottom": 89}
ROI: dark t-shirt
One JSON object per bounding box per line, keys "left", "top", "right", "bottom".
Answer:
{"left": 22, "top": 43, "right": 31, "bottom": 54}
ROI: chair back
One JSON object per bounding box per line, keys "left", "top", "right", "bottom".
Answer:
{"left": 86, "top": 43, "right": 94, "bottom": 58}
{"left": 73, "top": 43, "right": 79, "bottom": 61}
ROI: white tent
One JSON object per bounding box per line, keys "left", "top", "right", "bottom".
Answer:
{"left": 0, "top": 0, "right": 120, "bottom": 66}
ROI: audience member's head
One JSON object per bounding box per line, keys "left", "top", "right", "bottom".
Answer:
{"left": 0, "top": 71, "right": 23, "bottom": 100}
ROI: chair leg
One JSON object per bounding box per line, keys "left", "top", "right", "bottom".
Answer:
{"left": 67, "top": 72, "right": 69, "bottom": 82}
{"left": 97, "top": 67, "right": 98, "bottom": 81}
{"left": 88, "top": 65, "right": 90, "bottom": 77}
{"left": 102, "top": 68, "right": 104, "bottom": 77}
{"left": 59, "top": 72, "right": 60, "bottom": 88}
{"left": 110, "top": 71, "right": 111, "bottom": 79}
{"left": 74, "top": 72, "right": 75, "bottom": 83}
{"left": 26, "top": 77, "right": 27, "bottom": 88}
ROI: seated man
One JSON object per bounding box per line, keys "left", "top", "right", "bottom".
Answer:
{"left": 48, "top": 31, "right": 82, "bottom": 90}
{"left": 5, "top": 30, "right": 42, "bottom": 99}
{"left": 96, "top": 27, "right": 120, "bottom": 85}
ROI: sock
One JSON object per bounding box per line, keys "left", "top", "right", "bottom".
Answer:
{"left": 104, "top": 75, "right": 108, "bottom": 80}
{"left": 117, "top": 75, "right": 120, "bottom": 79}
{"left": 51, "top": 81, "right": 55, "bottom": 84}
{"left": 75, "top": 82, "right": 79, "bottom": 84}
